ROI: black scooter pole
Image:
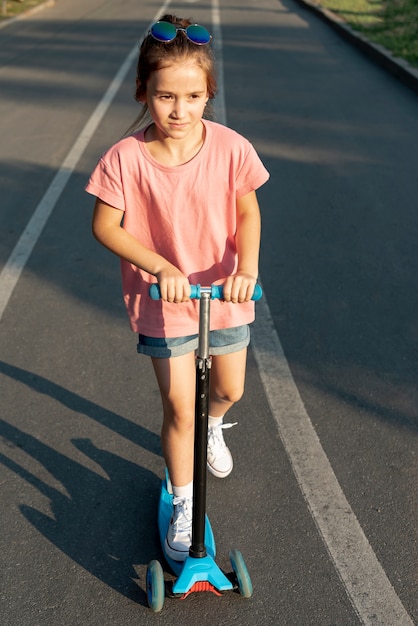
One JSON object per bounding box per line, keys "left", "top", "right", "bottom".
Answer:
{"left": 189, "top": 290, "right": 211, "bottom": 558}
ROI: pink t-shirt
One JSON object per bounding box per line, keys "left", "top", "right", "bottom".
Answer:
{"left": 86, "top": 120, "right": 269, "bottom": 336}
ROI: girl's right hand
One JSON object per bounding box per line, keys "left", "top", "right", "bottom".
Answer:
{"left": 155, "top": 267, "right": 191, "bottom": 303}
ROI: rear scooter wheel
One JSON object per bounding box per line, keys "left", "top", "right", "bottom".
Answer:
{"left": 229, "top": 549, "right": 253, "bottom": 598}
{"left": 146, "top": 559, "right": 165, "bottom": 612}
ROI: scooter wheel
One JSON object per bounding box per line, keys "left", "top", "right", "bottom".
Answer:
{"left": 146, "top": 559, "right": 165, "bottom": 612}
{"left": 229, "top": 549, "right": 253, "bottom": 598}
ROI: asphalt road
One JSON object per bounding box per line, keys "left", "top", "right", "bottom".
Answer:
{"left": 0, "top": 0, "right": 417, "bottom": 624}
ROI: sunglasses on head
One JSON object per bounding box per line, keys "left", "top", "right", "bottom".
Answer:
{"left": 149, "top": 21, "right": 212, "bottom": 45}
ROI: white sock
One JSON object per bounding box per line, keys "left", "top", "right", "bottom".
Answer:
{"left": 208, "top": 415, "right": 224, "bottom": 429}
{"left": 172, "top": 480, "right": 193, "bottom": 500}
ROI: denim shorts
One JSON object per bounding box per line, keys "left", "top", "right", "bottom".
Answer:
{"left": 137, "top": 325, "right": 250, "bottom": 358}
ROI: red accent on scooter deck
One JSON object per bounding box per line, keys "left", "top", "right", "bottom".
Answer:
{"left": 180, "top": 581, "right": 223, "bottom": 599}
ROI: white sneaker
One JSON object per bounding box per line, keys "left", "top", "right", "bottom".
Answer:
{"left": 164, "top": 496, "right": 193, "bottom": 561}
{"left": 207, "top": 422, "right": 237, "bottom": 478}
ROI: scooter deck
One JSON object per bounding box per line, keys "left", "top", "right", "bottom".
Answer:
{"left": 157, "top": 471, "right": 233, "bottom": 595}
{"left": 158, "top": 470, "right": 215, "bottom": 575}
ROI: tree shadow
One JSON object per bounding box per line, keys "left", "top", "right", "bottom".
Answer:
{"left": 0, "top": 419, "right": 161, "bottom": 606}
{"left": 0, "top": 360, "right": 161, "bottom": 454}
{"left": 0, "top": 360, "right": 166, "bottom": 605}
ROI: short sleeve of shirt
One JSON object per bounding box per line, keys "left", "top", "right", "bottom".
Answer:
{"left": 86, "top": 152, "right": 126, "bottom": 211}
{"left": 235, "top": 141, "right": 269, "bottom": 199}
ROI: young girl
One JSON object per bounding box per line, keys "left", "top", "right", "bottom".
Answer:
{"left": 86, "top": 14, "right": 269, "bottom": 561}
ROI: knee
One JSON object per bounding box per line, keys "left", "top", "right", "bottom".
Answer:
{"left": 163, "top": 405, "right": 195, "bottom": 433}
{"left": 212, "top": 383, "right": 244, "bottom": 406}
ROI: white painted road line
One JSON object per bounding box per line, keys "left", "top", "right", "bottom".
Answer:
{"left": 0, "top": 42, "right": 135, "bottom": 319}
{"left": 211, "top": 0, "right": 226, "bottom": 127}
{"left": 251, "top": 290, "right": 414, "bottom": 625}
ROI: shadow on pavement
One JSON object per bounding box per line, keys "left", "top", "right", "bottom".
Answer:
{"left": 0, "top": 360, "right": 164, "bottom": 605}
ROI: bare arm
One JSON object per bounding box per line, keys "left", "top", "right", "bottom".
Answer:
{"left": 222, "top": 190, "right": 261, "bottom": 303}
{"left": 92, "top": 199, "right": 190, "bottom": 302}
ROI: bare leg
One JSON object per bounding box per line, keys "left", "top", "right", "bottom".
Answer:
{"left": 152, "top": 348, "right": 247, "bottom": 485}
{"left": 209, "top": 348, "right": 247, "bottom": 417}
{"left": 151, "top": 352, "right": 196, "bottom": 488}
{"left": 205, "top": 348, "right": 247, "bottom": 478}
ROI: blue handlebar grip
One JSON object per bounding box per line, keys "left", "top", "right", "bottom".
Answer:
{"left": 149, "top": 284, "right": 162, "bottom": 300}
{"left": 190, "top": 285, "right": 201, "bottom": 299}
{"left": 253, "top": 283, "right": 263, "bottom": 300}
{"left": 149, "top": 283, "right": 262, "bottom": 301}
{"left": 210, "top": 284, "right": 262, "bottom": 300}
{"left": 149, "top": 284, "right": 201, "bottom": 300}
{"left": 252, "top": 283, "right": 263, "bottom": 301}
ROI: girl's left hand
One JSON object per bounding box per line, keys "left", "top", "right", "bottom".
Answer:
{"left": 222, "top": 273, "right": 257, "bottom": 303}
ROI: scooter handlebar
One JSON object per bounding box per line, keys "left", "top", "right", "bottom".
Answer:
{"left": 149, "top": 283, "right": 262, "bottom": 301}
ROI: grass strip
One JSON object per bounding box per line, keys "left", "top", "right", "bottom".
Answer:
{"left": 317, "top": 0, "right": 418, "bottom": 67}
{"left": 1, "top": 0, "right": 52, "bottom": 21}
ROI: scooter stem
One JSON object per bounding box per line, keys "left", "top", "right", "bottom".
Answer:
{"left": 189, "top": 290, "right": 211, "bottom": 558}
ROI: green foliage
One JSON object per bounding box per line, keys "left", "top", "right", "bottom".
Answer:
{"left": 1, "top": 0, "right": 49, "bottom": 20}
{"left": 319, "top": 0, "right": 418, "bottom": 67}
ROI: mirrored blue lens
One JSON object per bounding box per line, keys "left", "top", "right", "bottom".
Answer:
{"left": 186, "top": 24, "right": 212, "bottom": 45}
{"left": 149, "top": 22, "right": 212, "bottom": 45}
{"left": 150, "top": 21, "right": 177, "bottom": 42}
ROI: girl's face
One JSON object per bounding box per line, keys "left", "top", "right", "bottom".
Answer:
{"left": 143, "top": 60, "right": 209, "bottom": 142}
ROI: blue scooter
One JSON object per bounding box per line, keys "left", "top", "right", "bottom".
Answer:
{"left": 146, "top": 283, "right": 262, "bottom": 612}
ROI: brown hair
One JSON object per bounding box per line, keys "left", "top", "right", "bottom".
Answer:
{"left": 125, "top": 14, "right": 217, "bottom": 136}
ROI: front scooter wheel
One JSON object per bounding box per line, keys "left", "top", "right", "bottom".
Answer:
{"left": 229, "top": 549, "right": 253, "bottom": 598}
{"left": 146, "top": 559, "right": 165, "bottom": 612}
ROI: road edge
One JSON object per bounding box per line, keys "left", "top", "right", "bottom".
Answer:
{"left": 293, "top": 0, "right": 418, "bottom": 96}
{"left": 0, "top": 0, "right": 55, "bottom": 31}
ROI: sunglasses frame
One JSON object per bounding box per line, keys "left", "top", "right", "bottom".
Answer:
{"left": 149, "top": 21, "right": 212, "bottom": 46}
